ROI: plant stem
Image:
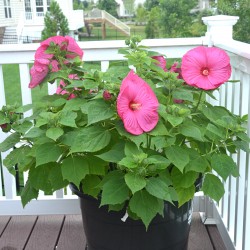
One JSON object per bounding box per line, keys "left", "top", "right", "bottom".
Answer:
{"left": 194, "top": 91, "right": 203, "bottom": 112}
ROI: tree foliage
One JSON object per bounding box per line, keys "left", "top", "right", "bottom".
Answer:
{"left": 123, "top": 0, "right": 135, "bottom": 16}
{"left": 145, "top": 7, "right": 160, "bottom": 38}
{"left": 42, "top": 0, "right": 69, "bottom": 40}
{"left": 158, "top": 0, "right": 197, "bottom": 38}
{"left": 144, "top": 0, "right": 160, "bottom": 11}
{"left": 97, "top": 0, "right": 118, "bottom": 17}
{"left": 217, "top": 0, "right": 250, "bottom": 43}
{"left": 136, "top": 4, "right": 147, "bottom": 24}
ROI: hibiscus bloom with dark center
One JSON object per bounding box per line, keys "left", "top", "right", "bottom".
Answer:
{"left": 117, "top": 70, "right": 159, "bottom": 135}
{"left": 181, "top": 46, "right": 231, "bottom": 90}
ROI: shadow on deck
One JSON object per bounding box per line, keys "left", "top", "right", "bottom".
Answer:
{"left": 0, "top": 213, "right": 226, "bottom": 250}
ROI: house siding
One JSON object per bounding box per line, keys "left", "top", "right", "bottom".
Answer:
{"left": 0, "top": 0, "right": 24, "bottom": 27}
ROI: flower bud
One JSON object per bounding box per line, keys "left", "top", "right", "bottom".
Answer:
{"left": 103, "top": 90, "right": 112, "bottom": 100}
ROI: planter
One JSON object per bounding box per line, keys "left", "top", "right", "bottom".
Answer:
{"left": 70, "top": 184, "right": 193, "bottom": 250}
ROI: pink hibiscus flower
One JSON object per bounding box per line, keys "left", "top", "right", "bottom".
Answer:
{"left": 181, "top": 46, "right": 231, "bottom": 90}
{"left": 152, "top": 56, "right": 167, "bottom": 71}
{"left": 117, "top": 70, "right": 159, "bottom": 135}
{"left": 29, "top": 59, "right": 50, "bottom": 88}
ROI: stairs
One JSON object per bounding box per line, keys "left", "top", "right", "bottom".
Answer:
{"left": 2, "top": 26, "right": 18, "bottom": 44}
{"left": 85, "top": 9, "right": 130, "bottom": 37}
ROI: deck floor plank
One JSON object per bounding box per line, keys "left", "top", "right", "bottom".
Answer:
{"left": 0, "top": 216, "right": 10, "bottom": 236}
{"left": 188, "top": 213, "right": 214, "bottom": 250}
{"left": 56, "top": 214, "right": 87, "bottom": 250}
{"left": 25, "top": 215, "right": 65, "bottom": 250}
{"left": 0, "top": 215, "right": 37, "bottom": 250}
{"left": 207, "top": 225, "right": 226, "bottom": 250}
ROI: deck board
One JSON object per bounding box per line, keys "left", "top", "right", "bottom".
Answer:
{"left": 56, "top": 214, "right": 87, "bottom": 250}
{"left": 25, "top": 215, "right": 65, "bottom": 250}
{"left": 0, "top": 215, "right": 37, "bottom": 250}
{"left": 0, "top": 213, "right": 225, "bottom": 250}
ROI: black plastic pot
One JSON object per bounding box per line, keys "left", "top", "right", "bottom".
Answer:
{"left": 70, "top": 183, "right": 193, "bottom": 250}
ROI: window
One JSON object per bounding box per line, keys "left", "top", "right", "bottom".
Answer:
{"left": 4, "top": 0, "right": 12, "bottom": 18}
{"left": 36, "top": 0, "right": 44, "bottom": 16}
{"left": 24, "top": 0, "right": 32, "bottom": 20}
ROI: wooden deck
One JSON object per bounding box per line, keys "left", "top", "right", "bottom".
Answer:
{"left": 0, "top": 213, "right": 226, "bottom": 250}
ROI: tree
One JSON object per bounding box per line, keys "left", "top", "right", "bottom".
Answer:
{"left": 158, "top": 0, "right": 197, "bottom": 38}
{"left": 145, "top": 7, "right": 160, "bottom": 38}
{"left": 217, "top": 0, "right": 250, "bottom": 43}
{"left": 97, "top": 0, "right": 118, "bottom": 17}
{"left": 144, "top": 0, "right": 160, "bottom": 11}
{"left": 42, "top": 0, "right": 70, "bottom": 40}
{"left": 135, "top": 4, "right": 147, "bottom": 25}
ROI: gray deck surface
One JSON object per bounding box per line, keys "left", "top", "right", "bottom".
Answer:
{"left": 0, "top": 213, "right": 226, "bottom": 250}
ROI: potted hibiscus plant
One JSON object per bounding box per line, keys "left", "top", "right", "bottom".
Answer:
{"left": 0, "top": 36, "right": 249, "bottom": 250}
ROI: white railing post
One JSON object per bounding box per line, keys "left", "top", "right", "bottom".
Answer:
{"left": 202, "top": 15, "right": 239, "bottom": 46}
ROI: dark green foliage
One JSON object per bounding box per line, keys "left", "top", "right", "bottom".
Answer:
{"left": 145, "top": 7, "right": 160, "bottom": 38}
{"left": 144, "top": 0, "right": 160, "bottom": 11}
{"left": 158, "top": 0, "right": 197, "bottom": 38}
{"left": 97, "top": 0, "right": 118, "bottom": 17}
{"left": 217, "top": 0, "right": 250, "bottom": 43}
{"left": 41, "top": 0, "right": 70, "bottom": 40}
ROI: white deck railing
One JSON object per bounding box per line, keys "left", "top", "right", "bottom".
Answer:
{"left": 0, "top": 15, "right": 250, "bottom": 250}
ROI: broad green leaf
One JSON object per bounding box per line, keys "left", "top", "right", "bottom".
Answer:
{"left": 96, "top": 142, "right": 125, "bottom": 163}
{"left": 46, "top": 127, "right": 64, "bottom": 141}
{"left": 3, "top": 146, "right": 33, "bottom": 174}
{"left": 87, "top": 99, "right": 114, "bottom": 125}
{"left": 63, "top": 98, "right": 87, "bottom": 111}
{"left": 129, "top": 190, "right": 164, "bottom": 229}
{"left": 82, "top": 175, "right": 101, "bottom": 198}
{"left": 179, "top": 121, "right": 204, "bottom": 141}
{"left": 211, "top": 154, "right": 239, "bottom": 181}
{"left": 24, "top": 127, "right": 45, "bottom": 138}
{"left": 125, "top": 172, "right": 146, "bottom": 194}
{"left": 49, "top": 164, "right": 69, "bottom": 191}
{"left": 163, "top": 113, "right": 183, "bottom": 127}
{"left": 70, "top": 126, "right": 111, "bottom": 153}
{"left": 101, "top": 172, "right": 129, "bottom": 206}
{"left": 206, "top": 123, "right": 226, "bottom": 139}
{"left": 0, "top": 132, "right": 20, "bottom": 152}
{"left": 145, "top": 155, "right": 170, "bottom": 169}
{"left": 176, "top": 185, "right": 195, "bottom": 207}
{"left": 148, "top": 120, "right": 168, "bottom": 136}
{"left": 165, "top": 145, "right": 189, "bottom": 172}
{"left": 35, "top": 142, "right": 63, "bottom": 166}
{"left": 233, "top": 140, "right": 250, "bottom": 152}
{"left": 171, "top": 168, "right": 198, "bottom": 189}
{"left": 12, "top": 121, "right": 33, "bottom": 134}
{"left": 236, "top": 132, "right": 250, "bottom": 142}
{"left": 61, "top": 156, "right": 89, "bottom": 186}
{"left": 29, "top": 164, "right": 53, "bottom": 193}
{"left": 125, "top": 141, "right": 141, "bottom": 156}
{"left": 0, "top": 112, "right": 10, "bottom": 124}
{"left": 202, "top": 174, "right": 225, "bottom": 203}
{"left": 59, "top": 111, "right": 77, "bottom": 127}
{"left": 21, "top": 180, "right": 39, "bottom": 207}
{"left": 146, "top": 177, "right": 171, "bottom": 201}
{"left": 172, "top": 89, "right": 193, "bottom": 102}
{"left": 119, "top": 157, "right": 138, "bottom": 168}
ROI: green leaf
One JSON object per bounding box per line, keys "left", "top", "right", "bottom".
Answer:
{"left": 3, "top": 146, "right": 33, "bottom": 174}
{"left": 21, "top": 180, "right": 39, "bottom": 207}
{"left": 176, "top": 185, "right": 195, "bottom": 207}
{"left": 145, "top": 155, "right": 170, "bottom": 169}
{"left": 101, "top": 172, "right": 129, "bottom": 206}
{"left": 119, "top": 157, "right": 138, "bottom": 168}
{"left": 0, "top": 112, "right": 10, "bottom": 124}
{"left": 70, "top": 126, "right": 111, "bottom": 153}
{"left": 233, "top": 140, "right": 250, "bottom": 152}
{"left": 0, "top": 132, "right": 20, "bottom": 152}
{"left": 87, "top": 99, "right": 114, "bottom": 125}
{"left": 211, "top": 154, "right": 239, "bottom": 181}
{"left": 146, "top": 177, "right": 171, "bottom": 201}
{"left": 172, "top": 89, "right": 193, "bottom": 102}
{"left": 96, "top": 142, "right": 125, "bottom": 163}
{"left": 29, "top": 164, "right": 53, "bottom": 193}
{"left": 148, "top": 120, "right": 168, "bottom": 136}
{"left": 171, "top": 168, "right": 198, "bottom": 189}
{"left": 49, "top": 164, "right": 69, "bottom": 191}
{"left": 125, "top": 141, "right": 141, "bottom": 156}
{"left": 125, "top": 172, "right": 146, "bottom": 194}
{"left": 206, "top": 123, "right": 226, "bottom": 139}
{"left": 61, "top": 156, "right": 89, "bottom": 186}
{"left": 82, "top": 175, "right": 101, "bottom": 198}
{"left": 35, "top": 142, "right": 63, "bottom": 166}
{"left": 164, "top": 114, "right": 183, "bottom": 127}
{"left": 179, "top": 121, "right": 204, "bottom": 141}
{"left": 24, "top": 127, "right": 45, "bottom": 138}
{"left": 165, "top": 145, "right": 189, "bottom": 172}
{"left": 46, "top": 127, "right": 64, "bottom": 141}
{"left": 129, "top": 190, "right": 163, "bottom": 229}
{"left": 12, "top": 121, "right": 33, "bottom": 134}
{"left": 59, "top": 111, "right": 77, "bottom": 127}
{"left": 63, "top": 98, "right": 87, "bottom": 111}
{"left": 202, "top": 174, "right": 225, "bottom": 203}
